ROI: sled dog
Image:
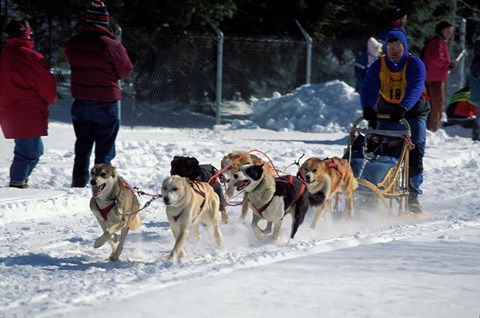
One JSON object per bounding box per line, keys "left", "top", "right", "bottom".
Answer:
{"left": 233, "top": 163, "right": 309, "bottom": 241}
{"left": 162, "top": 175, "right": 223, "bottom": 262}
{"left": 221, "top": 150, "right": 275, "bottom": 219}
{"left": 89, "top": 163, "right": 142, "bottom": 261}
{"left": 297, "top": 157, "right": 357, "bottom": 229}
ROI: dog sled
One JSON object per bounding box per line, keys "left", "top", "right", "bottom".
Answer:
{"left": 345, "top": 116, "right": 413, "bottom": 215}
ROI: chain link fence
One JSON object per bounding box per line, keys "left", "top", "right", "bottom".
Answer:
{"left": 28, "top": 26, "right": 472, "bottom": 128}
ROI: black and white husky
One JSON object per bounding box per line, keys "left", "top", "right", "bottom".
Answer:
{"left": 233, "top": 164, "right": 309, "bottom": 241}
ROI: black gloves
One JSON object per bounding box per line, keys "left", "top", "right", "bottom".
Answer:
{"left": 390, "top": 106, "right": 407, "bottom": 122}
{"left": 363, "top": 107, "right": 377, "bottom": 120}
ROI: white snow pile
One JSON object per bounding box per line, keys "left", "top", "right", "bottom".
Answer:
{"left": 251, "top": 80, "right": 361, "bottom": 132}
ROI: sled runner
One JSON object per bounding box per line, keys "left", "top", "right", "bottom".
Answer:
{"left": 345, "top": 116, "right": 413, "bottom": 215}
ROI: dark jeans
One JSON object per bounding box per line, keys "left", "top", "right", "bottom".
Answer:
{"left": 71, "top": 99, "right": 120, "bottom": 187}
{"left": 377, "top": 117, "right": 427, "bottom": 194}
{"left": 10, "top": 137, "right": 44, "bottom": 184}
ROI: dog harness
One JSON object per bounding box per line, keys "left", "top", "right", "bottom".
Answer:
{"left": 323, "top": 158, "right": 345, "bottom": 201}
{"left": 253, "top": 175, "right": 306, "bottom": 216}
{"left": 95, "top": 182, "right": 135, "bottom": 221}
{"left": 173, "top": 180, "right": 207, "bottom": 222}
{"left": 325, "top": 158, "right": 344, "bottom": 178}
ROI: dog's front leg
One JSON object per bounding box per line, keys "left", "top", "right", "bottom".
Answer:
{"left": 110, "top": 226, "right": 129, "bottom": 261}
{"left": 213, "top": 223, "right": 223, "bottom": 246}
{"left": 193, "top": 223, "right": 201, "bottom": 241}
{"left": 241, "top": 198, "right": 249, "bottom": 220}
{"left": 262, "top": 221, "right": 273, "bottom": 235}
{"left": 310, "top": 204, "right": 327, "bottom": 230}
{"left": 271, "top": 220, "right": 283, "bottom": 241}
{"left": 251, "top": 213, "right": 265, "bottom": 240}
{"left": 169, "top": 225, "right": 189, "bottom": 262}
{"left": 94, "top": 221, "right": 125, "bottom": 248}
{"left": 169, "top": 224, "right": 185, "bottom": 260}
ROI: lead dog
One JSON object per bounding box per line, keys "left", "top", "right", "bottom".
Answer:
{"left": 162, "top": 175, "right": 223, "bottom": 262}
{"left": 233, "top": 164, "right": 309, "bottom": 241}
{"left": 221, "top": 150, "right": 275, "bottom": 219}
{"left": 89, "top": 164, "right": 142, "bottom": 261}
{"left": 297, "top": 157, "right": 357, "bottom": 229}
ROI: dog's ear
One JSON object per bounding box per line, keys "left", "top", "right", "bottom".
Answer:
{"left": 111, "top": 166, "right": 117, "bottom": 178}
{"left": 191, "top": 157, "right": 200, "bottom": 165}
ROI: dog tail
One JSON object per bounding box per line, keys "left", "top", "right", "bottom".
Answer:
{"left": 129, "top": 214, "right": 142, "bottom": 230}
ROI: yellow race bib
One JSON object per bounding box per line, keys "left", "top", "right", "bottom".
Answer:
{"left": 379, "top": 56, "right": 408, "bottom": 105}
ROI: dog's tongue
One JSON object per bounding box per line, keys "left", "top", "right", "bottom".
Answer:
{"left": 91, "top": 185, "right": 103, "bottom": 196}
{"left": 234, "top": 180, "right": 249, "bottom": 191}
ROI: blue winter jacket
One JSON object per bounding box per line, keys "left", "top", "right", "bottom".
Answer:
{"left": 360, "top": 30, "right": 429, "bottom": 119}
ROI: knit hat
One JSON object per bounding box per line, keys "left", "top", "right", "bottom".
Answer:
{"left": 84, "top": 0, "right": 110, "bottom": 26}
{"left": 4, "top": 18, "right": 31, "bottom": 39}
{"left": 391, "top": 7, "right": 407, "bottom": 21}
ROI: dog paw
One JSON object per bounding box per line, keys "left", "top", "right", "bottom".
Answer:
{"left": 93, "top": 232, "right": 110, "bottom": 248}
{"left": 168, "top": 254, "right": 178, "bottom": 263}
{"left": 109, "top": 254, "right": 120, "bottom": 262}
{"left": 252, "top": 228, "right": 265, "bottom": 240}
{"left": 168, "top": 249, "right": 184, "bottom": 262}
{"left": 221, "top": 211, "right": 229, "bottom": 224}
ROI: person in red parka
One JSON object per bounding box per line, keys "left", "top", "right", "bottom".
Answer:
{"left": 0, "top": 18, "right": 57, "bottom": 188}
{"left": 423, "top": 21, "right": 455, "bottom": 132}
{"left": 65, "top": 0, "right": 133, "bottom": 188}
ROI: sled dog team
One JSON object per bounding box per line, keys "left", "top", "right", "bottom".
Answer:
{"left": 89, "top": 150, "right": 357, "bottom": 262}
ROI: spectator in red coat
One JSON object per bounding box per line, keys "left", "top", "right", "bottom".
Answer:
{"left": 0, "top": 18, "right": 57, "bottom": 188}
{"left": 423, "top": 21, "right": 455, "bottom": 132}
{"left": 65, "top": 0, "right": 133, "bottom": 188}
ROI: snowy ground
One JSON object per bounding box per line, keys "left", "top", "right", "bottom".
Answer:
{"left": 0, "top": 81, "right": 479, "bottom": 318}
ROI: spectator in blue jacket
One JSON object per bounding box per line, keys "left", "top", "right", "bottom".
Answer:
{"left": 360, "top": 30, "right": 430, "bottom": 213}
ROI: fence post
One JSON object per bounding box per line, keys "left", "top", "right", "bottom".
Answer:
{"left": 209, "top": 22, "right": 224, "bottom": 126}
{"left": 295, "top": 20, "right": 312, "bottom": 85}
{"left": 456, "top": 18, "right": 467, "bottom": 88}
{"left": 113, "top": 23, "right": 123, "bottom": 123}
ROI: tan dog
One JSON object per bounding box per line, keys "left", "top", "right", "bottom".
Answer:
{"left": 89, "top": 164, "right": 142, "bottom": 261}
{"left": 297, "top": 157, "right": 357, "bottom": 229}
{"left": 221, "top": 150, "right": 275, "bottom": 219}
{"left": 162, "top": 175, "right": 223, "bottom": 262}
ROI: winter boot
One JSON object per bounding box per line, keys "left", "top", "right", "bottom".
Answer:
{"left": 9, "top": 181, "right": 30, "bottom": 189}
{"left": 408, "top": 193, "right": 423, "bottom": 214}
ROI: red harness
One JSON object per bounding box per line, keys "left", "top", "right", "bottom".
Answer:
{"left": 325, "top": 158, "right": 344, "bottom": 201}
{"left": 95, "top": 182, "right": 134, "bottom": 221}
{"left": 326, "top": 159, "right": 343, "bottom": 178}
